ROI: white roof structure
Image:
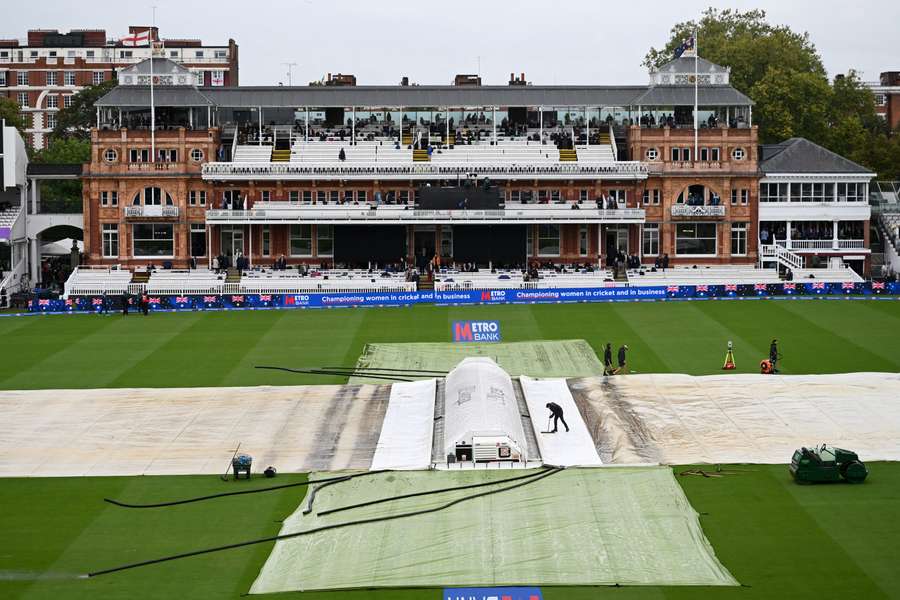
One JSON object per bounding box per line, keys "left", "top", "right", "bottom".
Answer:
{"left": 442, "top": 357, "right": 528, "bottom": 459}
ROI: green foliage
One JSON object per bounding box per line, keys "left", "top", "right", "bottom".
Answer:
{"left": 646, "top": 8, "right": 897, "bottom": 178}
{"left": 0, "top": 97, "right": 26, "bottom": 132}
{"left": 30, "top": 138, "right": 91, "bottom": 213}
{"left": 52, "top": 79, "right": 117, "bottom": 140}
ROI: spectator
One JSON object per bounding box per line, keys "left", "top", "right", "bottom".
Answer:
{"left": 338, "top": 147, "right": 346, "bottom": 161}
{"left": 662, "top": 253, "right": 670, "bottom": 271}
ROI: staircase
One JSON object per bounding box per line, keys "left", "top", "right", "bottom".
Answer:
{"left": 418, "top": 274, "right": 434, "bottom": 291}
{"left": 401, "top": 133, "right": 413, "bottom": 146}
{"left": 444, "top": 133, "right": 456, "bottom": 146}
{"left": 596, "top": 132, "right": 612, "bottom": 145}
{"left": 759, "top": 243, "right": 804, "bottom": 272}
{"left": 131, "top": 271, "right": 150, "bottom": 285}
{"left": 270, "top": 148, "right": 291, "bottom": 162}
{"left": 225, "top": 269, "right": 242, "bottom": 283}
{"left": 412, "top": 149, "right": 430, "bottom": 162}
{"left": 558, "top": 148, "right": 578, "bottom": 162}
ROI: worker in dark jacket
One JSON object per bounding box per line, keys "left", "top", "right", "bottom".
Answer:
{"left": 615, "top": 344, "right": 629, "bottom": 374}
{"left": 545, "top": 402, "right": 570, "bottom": 433}
{"left": 769, "top": 339, "right": 780, "bottom": 373}
{"left": 603, "top": 343, "right": 613, "bottom": 375}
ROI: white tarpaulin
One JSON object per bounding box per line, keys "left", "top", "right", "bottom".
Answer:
{"left": 569, "top": 372, "right": 900, "bottom": 465}
{"left": 370, "top": 379, "right": 436, "bottom": 470}
{"left": 520, "top": 376, "right": 603, "bottom": 466}
{"left": 443, "top": 358, "right": 529, "bottom": 459}
{"left": 0, "top": 384, "right": 392, "bottom": 477}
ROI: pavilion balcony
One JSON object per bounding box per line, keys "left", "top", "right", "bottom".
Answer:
{"left": 204, "top": 203, "right": 645, "bottom": 225}
{"left": 124, "top": 206, "right": 180, "bottom": 218}
{"left": 670, "top": 205, "right": 726, "bottom": 218}
{"left": 201, "top": 161, "right": 648, "bottom": 182}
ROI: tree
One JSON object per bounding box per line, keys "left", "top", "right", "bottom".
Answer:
{"left": 52, "top": 79, "right": 117, "bottom": 140}
{"left": 646, "top": 8, "right": 896, "bottom": 178}
{"left": 0, "top": 97, "right": 26, "bottom": 132}
{"left": 30, "top": 137, "right": 91, "bottom": 213}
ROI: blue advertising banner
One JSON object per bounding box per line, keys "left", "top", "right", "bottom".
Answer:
{"left": 443, "top": 587, "right": 542, "bottom": 600}
{"left": 22, "top": 281, "right": 900, "bottom": 314}
{"left": 452, "top": 320, "right": 502, "bottom": 342}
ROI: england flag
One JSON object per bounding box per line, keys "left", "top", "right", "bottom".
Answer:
{"left": 121, "top": 29, "right": 152, "bottom": 47}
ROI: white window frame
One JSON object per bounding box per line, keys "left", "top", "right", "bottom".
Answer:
{"left": 189, "top": 190, "right": 207, "bottom": 206}
{"left": 642, "top": 223, "right": 660, "bottom": 256}
{"left": 17, "top": 92, "right": 28, "bottom": 108}
{"left": 64, "top": 71, "right": 76, "bottom": 86}
{"left": 675, "top": 222, "right": 718, "bottom": 257}
{"left": 92, "top": 71, "right": 104, "bottom": 85}
{"left": 731, "top": 223, "right": 748, "bottom": 256}
{"left": 103, "top": 148, "right": 118, "bottom": 163}
{"left": 731, "top": 147, "right": 746, "bottom": 161}
{"left": 289, "top": 190, "right": 299, "bottom": 204}
{"left": 645, "top": 148, "right": 659, "bottom": 160}
{"left": 17, "top": 71, "right": 28, "bottom": 86}
{"left": 63, "top": 95, "right": 74, "bottom": 108}
{"left": 46, "top": 113, "right": 57, "bottom": 129}
{"left": 100, "top": 190, "right": 118, "bottom": 206}
{"left": 578, "top": 225, "right": 589, "bottom": 256}
{"left": 46, "top": 71, "right": 58, "bottom": 86}
{"left": 316, "top": 225, "right": 334, "bottom": 257}
{"left": 537, "top": 224, "right": 560, "bottom": 257}
{"left": 262, "top": 225, "right": 271, "bottom": 257}
{"left": 261, "top": 190, "right": 271, "bottom": 202}
{"left": 46, "top": 94, "right": 58, "bottom": 109}
{"left": 132, "top": 223, "right": 174, "bottom": 258}
{"left": 190, "top": 223, "right": 207, "bottom": 257}
{"left": 289, "top": 224, "right": 313, "bottom": 257}
{"left": 190, "top": 148, "right": 204, "bottom": 162}
{"left": 102, "top": 224, "right": 119, "bottom": 258}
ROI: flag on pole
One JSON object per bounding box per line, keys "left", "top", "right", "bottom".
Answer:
{"left": 673, "top": 35, "right": 695, "bottom": 58}
{"left": 121, "top": 30, "right": 152, "bottom": 47}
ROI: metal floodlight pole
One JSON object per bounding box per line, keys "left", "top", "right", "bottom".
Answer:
{"left": 693, "top": 29, "right": 699, "bottom": 161}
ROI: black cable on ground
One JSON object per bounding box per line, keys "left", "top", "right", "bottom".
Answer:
{"left": 104, "top": 471, "right": 386, "bottom": 509}
{"left": 317, "top": 466, "right": 552, "bottom": 517}
{"left": 255, "top": 366, "right": 413, "bottom": 382}
{"left": 322, "top": 366, "right": 448, "bottom": 375}
{"left": 87, "top": 467, "right": 563, "bottom": 578}
{"left": 302, "top": 475, "right": 353, "bottom": 515}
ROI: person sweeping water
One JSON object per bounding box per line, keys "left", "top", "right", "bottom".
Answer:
{"left": 545, "top": 402, "right": 570, "bottom": 434}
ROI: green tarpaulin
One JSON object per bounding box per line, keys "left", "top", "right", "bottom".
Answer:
{"left": 351, "top": 340, "right": 604, "bottom": 384}
{"left": 250, "top": 467, "right": 737, "bottom": 592}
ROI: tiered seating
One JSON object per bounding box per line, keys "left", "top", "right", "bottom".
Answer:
{"left": 240, "top": 269, "right": 415, "bottom": 293}
{"left": 290, "top": 141, "right": 410, "bottom": 164}
{"left": 146, "top": 269, "right": 226, "bottom": 294}
{"left": 434, "top": 268, "right": 614, "bottom": 291}
{"left": 576, "top": 145, "right": 617, "bottom": 162}
{"left": 271, "top": 148, "right": 291, "bottom": 162}
{"left": 627, "top": 266, "right": 782, "bottom": 286}
{"left": 233, "top": 145, "right": 274, "bottom": 162}
{"left": 63, "top": 267, "right": 133, "bottom": 297}
{"left": 791, "top": 267, "right": 864, "bottom": 283}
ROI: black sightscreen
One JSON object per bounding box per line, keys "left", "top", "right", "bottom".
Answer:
{"left": 417, "top": 186, "right": 502, "bottom": 210}
{"left": 334, "top": 225, "right": 406, "bottom": 265}
{"left": 452, "top": 225, "right": 526, "bottom": 266}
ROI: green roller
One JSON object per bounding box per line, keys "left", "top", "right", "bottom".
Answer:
{"left": 790, "top": 444, "right": 869, "bottom": 484}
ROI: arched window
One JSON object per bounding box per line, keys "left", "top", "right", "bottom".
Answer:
{"left": 132, "top": 187, "right": 174, "bottom": 206}
{"left": 676, "top": 185, "right": 721, "bottom": 206}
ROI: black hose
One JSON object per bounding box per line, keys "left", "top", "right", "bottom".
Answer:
{"left": 317, "top": 466, "right": 552, "bottom": 517}
{"left": 302, "top": 475, "right": 352, "bottom": 515}
{"left": 87, "top": 467, "right": 563, "bottom": 577}
{"left": 104, "top": 471, "right": 385, "bottom": 509}
{"left": 254, "top": 366, "right": 413, "bottom": 382}
{"left": 323, "top": 366, "right": 448, "bottom": 375}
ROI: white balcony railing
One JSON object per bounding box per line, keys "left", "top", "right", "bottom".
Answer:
{"left": 202, "top": 161, "right": 649, "bottom": 181}
{"left": 671, "top": 205, "right": 726, "bottom": 217}
{"left": 124, "top": 206, "right": 179, "bottom": 218}
{"left": 205, "top": 206, "right": 646, "bottom": 224}
{"left": 781, "top": 239, "right": 866, "bottom": 251}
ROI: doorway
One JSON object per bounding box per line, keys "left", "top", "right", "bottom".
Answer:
{"left": 414, "top": 227, "right": 436, "bottom": 270}
{"left": 604, "top": 225, "right": 629, "bottom": 263}
{"left": 220, "top": 225, "right": 244, "bottom": 259}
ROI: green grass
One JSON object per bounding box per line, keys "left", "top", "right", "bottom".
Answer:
{"left": 2, "top": 465, "right": 899, "bottom": 599}
{"left": 2, "top": 300, "right": 900, "bottom": 599}
{"left": 1, "top": 299, "right": 900, "bottom": 390}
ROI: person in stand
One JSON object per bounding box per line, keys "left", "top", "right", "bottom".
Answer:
{"left": 614, "top": 344, "right": 629, "bottom": 374}
{"left": 769, "top": 339, "right": 780, "bottom": 373}
{"left": 141, "top": 292, "right": 150, "bottom": 316}
{"left": 338, "top": 147, "right": 346, "bottom": 161}
{"left": 603, "top": 342, "right": 614, "bottom": 375}
{"left": 662, "top": 253, "right": 670, "bottom": 271}
{"left": 100, "top": 292, "right": 109, "bottom": 314}
{"left": 545, "top": 402, "right": 570, "bottom": 433}
{"left": 122, "top": 291, "right": 130, "bottom": 316}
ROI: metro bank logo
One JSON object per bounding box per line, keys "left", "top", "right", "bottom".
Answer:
{"left": 479, "top": 290, "right": 506, "bottom": 302}
{"left": 443, "top": 587, "right": 542, "bottom": 600}
{"left": 452, "top": 320, "right": 501, "bottom": 342}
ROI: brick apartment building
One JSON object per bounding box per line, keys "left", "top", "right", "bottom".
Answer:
{"left": 867, "top": 71, "right": 900, "bottom": 130}
{"left": 0, "top": 26, "right": 238, "bottom": 149}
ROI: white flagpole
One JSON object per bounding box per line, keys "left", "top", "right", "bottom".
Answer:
{"left": 150, "top": 8, "right": 156, "bottom": 163}
{"left": 693, "top": 30, "right": 699, "bottom": 161}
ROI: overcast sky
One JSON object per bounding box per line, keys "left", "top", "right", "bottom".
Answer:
{"left": 4, "top": 0, "right": 897, "bottom": 86}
